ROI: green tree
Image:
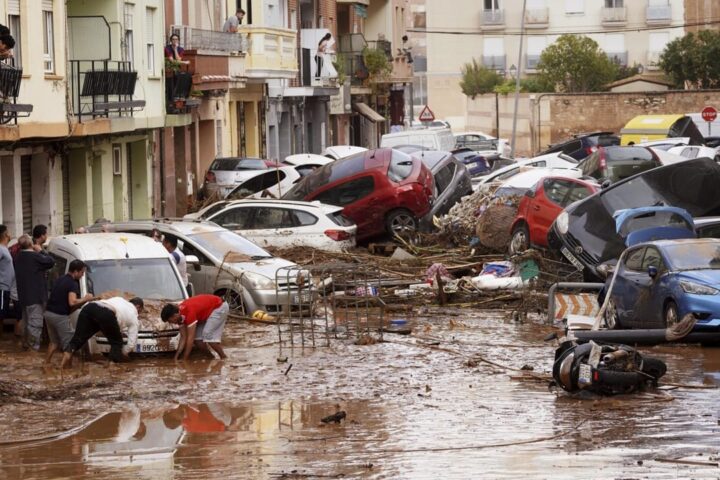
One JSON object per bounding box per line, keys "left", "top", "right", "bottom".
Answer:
{"left": 459, "top": 59, "right": 503, "bottom": 98}
{"left": 537, "top": 34, "right": 618, "bottom": 92}
{"left": 659, "top": 30, "right": 720, "bottom": 89}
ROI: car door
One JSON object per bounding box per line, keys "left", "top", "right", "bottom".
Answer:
{"left": 433, "top": 163, "right": 455, "bottom": 215}
{"left": 177, "top": 238, "right": 218, "bottom": 295}
{"left": 613, "top": 247, "right": 646, "bottom": 327}
{"left": 209, "top": 206, "right": 257, "bottom": 243}
{"left": 638, "top": 246, "right": 667, "bottom": 328}
{"left": 527, "top": 179, "right": 570, "bottom": 246}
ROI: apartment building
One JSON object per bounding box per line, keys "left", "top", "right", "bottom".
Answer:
{"left": 426, "top": 0, "right": 685, "bottom": 130}
{"left": 0, "top": 0, "right": 162, "bottom": 236}
{"left": 685, "top": 0, "right": 720, "bottom": 32}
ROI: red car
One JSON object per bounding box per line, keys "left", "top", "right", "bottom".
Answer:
{"left": 509, "top": 176, "right": 599, "bottom": 254}
{"left": 283, "top": 148, "right": 434, "bottom": 241}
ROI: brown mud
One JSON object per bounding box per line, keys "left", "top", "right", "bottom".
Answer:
{"left": 0, "top": 309, "right": 718, "bottom": 479}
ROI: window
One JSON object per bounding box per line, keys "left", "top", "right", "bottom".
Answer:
{"left": 527, "top": 36, "right": 548, "bottom": 69}
{"left": 252, "top": 208, "right": 288, "bottom": 229}
{"left": 649, "top": 32, "right": 670, "bottom": 54}
{"left": 435, "top": 164, "right": 455, "bottom": 195}
{"left": 294, "top": 210, "right": 318, "bottom": 226}
{"left": 42, "top": 2, "right": 54, "bottom": 73}
{"left": 605, "top": 0, "right": 623, "bottom": 7}
{"left": 47, "top": 254, "right": 68, "bottom": 290}
{"left": 565, "top": 0, "right": 584, "bottom": 14}
{"left": 624, "top": 248, "right": 645, "bottom": 271}
{"left": 146, "top": 7, "right": 156, "bottom": 75}
{"left": 173, "top": 0, "right": 183, "bottom": 25}
{"left": 544, "top": 179, "right": 573, "bottom": 205}
{"left": 215, "top": 120, "right": 223, "bottom": 156}
{"left": 603, "top": 34, "right": 625, "bottom": 59}
{"left": 642, "top": 247, "right": 663, "bottom": 271}
{"left": 112, "top": 145, "right": 122, "bottom": 175}
{"left": 124, "top": 3, "right": 135, "bottom": 68}
{"left": 527, "top": 0, "right": 546, "bottom": 7}
{"left": 314, "top": 176, "right": 375, "bottom": 207}
{"left": 566, "top": 184, "right": 593, "bottom": 205}
{"left": 388, "top": 150, "right": 414, "bottom": 182}
{"left": 213, "top": 207, "right": 254, "bottom": 230}
{"left": 8, "top": 13, "right": 21, "bottom": 68}
{"left": 484, "top": 0, "right": 500, "bottom": 10}
{"left": 228, "top": 171, "right": 287, "bottom": 199}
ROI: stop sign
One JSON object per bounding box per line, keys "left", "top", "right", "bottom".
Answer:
{"left": 702, "top": 106, "right": 717, "bottom": 122}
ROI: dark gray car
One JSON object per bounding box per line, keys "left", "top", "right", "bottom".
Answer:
{"left": 414, "top": 150, "right": 473, "bottom": 230}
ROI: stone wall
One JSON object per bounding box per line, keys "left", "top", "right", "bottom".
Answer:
{"left": 465, "top": 89, "right": 720, "bottom": 156}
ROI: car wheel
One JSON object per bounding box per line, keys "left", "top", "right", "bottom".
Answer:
{"left": 509, "top": 224, "right": 530, "bottom": 255}
{"left": 386, "top": 209, "right": 418, "bottom": 238}
{"left": 664, "top": 300, "right": 679, "bottom": 328}
{"left": 604, "top": 299, "right": 620, "bottom": 330}
{"left": 216, "top": 289, "right": 246, "bottom": 315}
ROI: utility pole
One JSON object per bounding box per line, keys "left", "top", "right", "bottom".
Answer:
{"left": 510, "top": 0, "right": 527, "bottom": 158}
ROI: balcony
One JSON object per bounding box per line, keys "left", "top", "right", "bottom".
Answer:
{"left": 482, "top": 55, "right": 506, "bottom": 71}
{"left": 481, "top": 10, "right": 505, "bottom": 29}
{"left": 239, "top": 26, "right": 297, "bottom": 79}
{"left": 68, "top": 60, "right": 145, "bottom": 123}
{"left": 0, "top": 64, "right": 32, "bottom": 125}
{"left": 300, "top": 29, "right": 338, "bottom": 88}
{"left": 607, "top": 51, "right": 628, "bottom": 67}
{"left": 646, "top": 5, "right": 672, "bottom": 25}
{"left": 525, "top": 8, "right": 549, "bottom": 28}
{"left": 172, "top": 25, "right": 243, "bottom": 54}
{"left": 526, "top": 54, "right": 541, "bottom": 70}
{"left": 602, "top": 7, "right": 627, "bottom": 25}
{"left": 181, "top": 50, "right": 246, "bottom": 92}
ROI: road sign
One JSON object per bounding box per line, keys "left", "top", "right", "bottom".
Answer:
{"left": 701, "top": 106, "right": 717, "bottom": 123}
{"left": 418, "top": 105, "right": 435, "bottom": 122}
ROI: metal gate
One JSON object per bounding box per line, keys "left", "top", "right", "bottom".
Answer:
{"left": 62, "top": 156, "right": 71, "bottom": 233}
{"left": 20, "top": 155, "right": 31, "bottom": 234}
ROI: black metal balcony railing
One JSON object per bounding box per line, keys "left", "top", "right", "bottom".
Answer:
{"left": 343, "top": 54, "right": 369, "bottom": 86}
{"left": 166, "top": 70, "right": 195, "bottom": 114}
{"left": 0, "top": 63, "right": 32, "bottom": 124}
{"left": 69, "top": 60, "right": 145, "bottom": 122}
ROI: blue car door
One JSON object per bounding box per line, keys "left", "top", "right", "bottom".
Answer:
{"left": 639, "top": 246, "right": 669, "bottom": 328}
{"left": 614, "top": 247, "right": 646, "bottom": 327}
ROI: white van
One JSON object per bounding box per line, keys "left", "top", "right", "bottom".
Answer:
{"left": 380, "top": 128, "right": 455, "bottom": 151}
{"left": 46, "top": 233, "right": 188, "bottom": 355}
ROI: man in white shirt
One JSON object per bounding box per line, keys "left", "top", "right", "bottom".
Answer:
{"left": 61, "top": 296, "right": 143, "bottom": 368}
{"left": 162, "top": 236, "right": 189, "bottom": 295}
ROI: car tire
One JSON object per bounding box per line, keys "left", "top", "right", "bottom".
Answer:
{"left": 509, "top": 224, "right": 530, "bottom": 255}
{"left": 604, "top": 299, "right": 620, "bottom": 330}
{"left": 640, "top": 356, "right": 667, "bottom": 380}
{"left": 215, "top": 289, "right": 246, "bottom": 315}
{"left": 385, "top": 209, "right": 418, "bottom": 238}
{"left": 664, "top": 300, "right": 679, "bottom": 328}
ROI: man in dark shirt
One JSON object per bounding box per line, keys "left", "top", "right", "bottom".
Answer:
{"left": 15, "top": 234, "right": 54, "bottom": 350}
{"left": 44, "top": 260, "right": 94, "bottom": 364}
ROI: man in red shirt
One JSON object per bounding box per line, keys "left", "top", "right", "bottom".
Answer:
{"left": 161, "top": 294, "right": 229, "bottom": 360}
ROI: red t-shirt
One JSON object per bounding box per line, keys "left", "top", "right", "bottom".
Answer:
{"left": 179, "top": 294, "right": 223, "bottom": 326}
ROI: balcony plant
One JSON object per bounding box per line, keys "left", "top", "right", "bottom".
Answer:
{"left": 165, "top": 58, "right": 183, "bottom": 75}
{"left": 332, "top": 53, "right": 347, "bottom": 86}
{"left": 362, "top": 47, "right": 392, "bottom": 83}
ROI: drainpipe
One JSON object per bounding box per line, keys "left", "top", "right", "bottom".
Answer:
{"left": 510, "top": 0, "right": 527, "bottom": 158}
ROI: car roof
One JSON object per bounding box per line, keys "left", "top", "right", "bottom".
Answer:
{"left": 636, "top": 237, "right": 720, "bottom": 248}
{"left": 218, "top": 198, "right": 344, "bottom": 214}
{"left": 99, "top": 220, "right": 227, "bottom": 236}
{"left": 693, "top": 216, "right": 720, "bottom": 227}
{"left": 48, "top": 233, "right": 171, "bottom": 261}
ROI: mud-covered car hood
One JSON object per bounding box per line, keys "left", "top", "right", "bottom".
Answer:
{"left": 225, "top": 256, "right": 297, "bottom": 280}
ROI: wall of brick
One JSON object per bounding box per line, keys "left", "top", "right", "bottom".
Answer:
{"left": 466, "top": 90, "right": 720, "bottom": 156}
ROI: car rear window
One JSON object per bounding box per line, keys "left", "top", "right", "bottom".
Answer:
{"left": 328, "top": 212, "right": 354, "bottom": 227}
{"left": 388, "top": 150, "right": 414, "bottom": 182}
{"left": 283, "top": 151, "right": 367, "bottom": 200}
{"left": 313, "top": 176, "right": 375, "bottom": 207}
{"left": 210, "top": 158, "right": 242, "bottom": 171}
{"left": 605, "top": 147, "right": 654, "bottom": 162}
{"left": 209, "top": 158, "right": 266, "bottom": 171}
{"left": 227, "top": 171, "right": 287, "bottom": 199}
{"left": 618, "top": 211, "right": 693, "bottom": 237}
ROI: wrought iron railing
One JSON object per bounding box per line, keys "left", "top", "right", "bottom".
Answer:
{"left": 69, "top": 60, "right": 145, "bottom": 122}
{"left": 0, "top": 63, "right": 32, "bottom": 124}
{"left": 172, "top": 25, "right": 243, "bottom": 53}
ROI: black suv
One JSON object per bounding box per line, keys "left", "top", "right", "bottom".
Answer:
{"left": 539, "top": 131, "right": 620, "bottom": 161}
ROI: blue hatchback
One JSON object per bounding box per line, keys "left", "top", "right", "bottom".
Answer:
{"left": 604, "top": 238, "right": 720, "bottom": 331}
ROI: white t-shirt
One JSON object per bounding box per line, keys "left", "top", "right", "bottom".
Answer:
{"left": 97, "top": 297, "right": 140, "bottom": 355}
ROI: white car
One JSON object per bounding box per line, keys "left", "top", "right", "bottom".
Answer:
{"left": 283, "top": 153, "right": 333, "bottom": 176}
{"left": 323, "top": 145, "right": 367, "bottom": 160}
{"left": 638, "top": 137, "right": 690, "bottom": 151}
{"left": 668, "top": 145, "right": 720, "bottom": 162}
{"left": 472, "top": 152, "right": 579, "bottom": 191}
{"left": 195, "top": 199, "right": 357, "bottom": 252}
{"left": 225, "top": 166, "right": 301, "bottom": 200}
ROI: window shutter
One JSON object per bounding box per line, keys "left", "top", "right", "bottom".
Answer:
{"left": 124, "top": 3, "right": 134, "bottom": 29}
{"left": 42, "top": 0, "right": 53, "bottom": 11}
{"left": 8, "top": 0, "right": 20, "bottom": 15}
{"left": 145, "top": 8, "right": 154, "bottom": 42}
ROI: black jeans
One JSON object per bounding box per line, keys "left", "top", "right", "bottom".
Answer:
{"left": 65, "top": 303, "right": 124, "bottom": 361}
{"left": 315, "top": 55, "right": 323, "bottom": 78}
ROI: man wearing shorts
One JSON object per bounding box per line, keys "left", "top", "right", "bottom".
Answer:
{"left": 43, "top": 260, "right": 94, "bottom": 364}
{"left": 161, "top": 294, "right": 228, "bottom": 360}
{"left": 61, "top": 296, "right": 143, "bottom": 368}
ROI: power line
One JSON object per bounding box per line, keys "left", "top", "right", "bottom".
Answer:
{"left": 408, "top": 19, "right": 720, "bottom": 36}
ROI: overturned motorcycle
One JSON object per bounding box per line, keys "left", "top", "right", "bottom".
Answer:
{"left": 551, "top": 340, "right": 667, "bottom": 396}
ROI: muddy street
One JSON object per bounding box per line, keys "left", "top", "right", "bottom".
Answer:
{"left": 0, "top": 309, "right": 718, "bottom": 479}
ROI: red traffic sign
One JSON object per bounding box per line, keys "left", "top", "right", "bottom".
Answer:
{"left": 418, "top": 105, "right": 435, "bottom": 122}
{"left": 702, "top": 106, "right": 717, "bottom": 123}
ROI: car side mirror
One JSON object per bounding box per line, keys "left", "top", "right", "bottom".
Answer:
{"left": 648, "top": 265, "right": 658, "bottom": 278}
{"left": 186, "top": 255, "right": 201, "bottom": 271}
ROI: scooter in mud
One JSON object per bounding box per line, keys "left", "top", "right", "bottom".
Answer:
{"left": 551, "top": 340, "right": 667, "bottom": 396}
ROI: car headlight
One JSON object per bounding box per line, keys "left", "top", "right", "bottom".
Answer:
{"left": 556, "top": 211, "right": 569, "bottom": 235}
{"left": 243, "top": 271, "right": 276, "bottom": 290}
{"left": 680, "top": 280, "right": 719, "bottom": 295}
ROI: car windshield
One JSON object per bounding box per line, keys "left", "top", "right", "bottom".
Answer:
{"left": 665, "top": 242, "right": 720, "bottom": 270}
{"left": 420, "top": 152, "right": 448, "bottom": 171}
{"left": 283, "top": 151, "right": 367, "bottom": 200}
{"left": 85, "top": 258, "right": 185, "bottom": 300}
{"left": 187, "top": 230, "right": 272, "bottom": 261}
{"left": 210, "top": 158, "right": 265, "bottom": 171}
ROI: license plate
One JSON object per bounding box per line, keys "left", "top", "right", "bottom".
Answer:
{"left": 293, "top": 292, "right": 313, "bottom": 304}
{"left": 136, "top": 344, "right": 167, "bottom": 353}
{"left": 468, "top": 162, "right": 478, "bottom": 169}
{"left": 578, "top": 363, "right": 592, "bottom": 386}
{"left": 561, "top": 247, "right": 584, "bottom": 271}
